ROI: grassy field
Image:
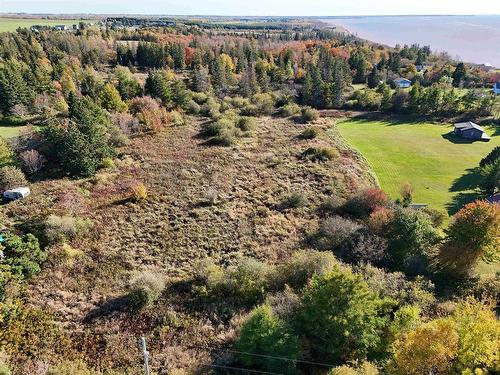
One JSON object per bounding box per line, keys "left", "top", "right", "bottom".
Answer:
{"left": 0, "top": 18, "right": 83, "bottom": 32}
{"left": 338, "top": 119, "right": 500, "bottom": 215}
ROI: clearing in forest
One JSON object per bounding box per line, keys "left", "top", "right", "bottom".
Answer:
{"left": 337, "top": 118, "right": 500, "bottom": 214}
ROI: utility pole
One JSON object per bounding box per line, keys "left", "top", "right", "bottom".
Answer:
{"left": 141, "top": 336, "right": 150, "bottom": 375}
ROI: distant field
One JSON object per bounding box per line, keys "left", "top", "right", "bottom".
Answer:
{"left": 0, "top": 124, "right": 30, "bottom": 138}
{"left": 0, "top": 18, "right": 82, "bottom": 32}
{"left": 338, "top": 119, "right": 499, "bottom": 215}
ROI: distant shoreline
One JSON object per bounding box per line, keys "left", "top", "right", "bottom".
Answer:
{"left": 321, "top": 15, "right": 500, "bottom": 68}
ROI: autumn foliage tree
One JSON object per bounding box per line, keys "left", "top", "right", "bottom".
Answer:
{"left": 439, "top": 201, "right": 500, "bottom": 276}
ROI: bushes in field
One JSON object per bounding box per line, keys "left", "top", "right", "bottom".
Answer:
{"left": 301, "top": 107, "right": 320, "bottom": 123}
{"left": 201, "top": 111, "right": 256, "bottom": 146}
{"left": 0, "top": 233, "right": 45, "bottom": 299}
{"left": 0, "top": 167, "right": 27, "bottom": 190}
{"left": 234, "top": 263, "right": 394, "bottom": 371}
{"left": 45, "top": 215, "right": 92, "bottom": 243}
{"left": 301, "top": 147, "right": 339, "bottom": 161}
{"left": 388, "top": 299, "right": 499, "bottom": 375}
{"left": 127, "top": 271, "right": 165, "bottom": 310}
{"left": 300, "top": 127, "right": 319, "bottom": 139}
{"left": 129, "top": 96, "right": 170, "bottom": 133}
{"left": 341, "top": 188, "right": 389, "bottom": 218}
{"left": 280, "top": 191, "right": 306, "bottom": 209}
{"left": 279, "top": 103, "right": 301, "bottom": 117}
{"left": 235, "top": 305, "right": 300, "bottom": 375}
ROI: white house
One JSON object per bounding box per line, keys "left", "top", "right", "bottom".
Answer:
{"left": 493, "top": 82, "right": 500, "bottom": 95}
{"left": 395, "top": 78, "right": 412, "bottom": 89}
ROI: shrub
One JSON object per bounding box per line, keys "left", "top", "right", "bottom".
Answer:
{"left": 131, "top": 182, "right": 148, "bottom": 201}
{"left": 315, "top": 216, "right": 362, "bottom": 250}
{"left": 0, "top": 233, "right": 45, "bottom": 299}
{"left": 194, "top": 257, "right": 271, "bottom": 304}
{"left": 128, "top": 271, "right": 165, "bottom": 309}
{"left": 383, "top": 207, "right": 440, "bottom": 274}
{"left": 0, "top": 362, "right": 10, "bottom": 375}
{"left": 301, "top": 147, "right": 339, "bottom": 162}
{"left": 367, "top": 207, "right": 394, "bottom": 234}
{"left": 298, "top": 267, "right": 391, "bottom": 364}
{"left": 185, "top": 100, "right": 201, "bottom": 114}
{"left": 342, "top": 188, "right": 389, "bottom": 218}
{"left": 129, "top": 96, "right": 169, "bottom": 133}
{"left": 279, "top": 103, "right": 301, "bottom": 117}
{"left": 0, "top": 138, "right": 16, "bottom": 169}
{"left": 266, "top": 286, "right": 300, "bottom": 320}
{"left": 320, "top": 196, "right": 346, "bottom": 213}
{"left": 358, "top": 265, "right": 436, "bottom": 312}
{"left": 301, "top": 107, "right": 320, "bottom": 123}
{"left": 240, "top": 104, "right": 259, "bottom": 117}
{"left": 446, "top": 201, "right": 499, "bottom": 262}
{"left": 301, "top": 127, "right": 319, "bottom": 139}
{"left": 19, "top": 150, "right": 45, "bottom": 174}
{"left": 110, "top": 112, "right": 139, "bottom": 137}
{"left": 338, "top": 228, "right": 388, "bottom": 266}
{"left": 46, "top": 359, "right": 94, "bottom": 375}
{"left": 328, "top": 362, "right": 379, "bottom": 375}
{"left": 191, "top": 91, "right": 208, "bottom": 104}
{"left": 235, "top": 305, "right": 300, "bottom": 375}
{"left": 421, "top": 207, "right": 446, "bottom": 228}
{"left": 45, "top": 215, "right": 93, "bottom": 243}
{"left": 399, "top": 182, "right": 413, "bottom": 205}
{"left": 251, "top": 93, "right": 274, "bottom": 115}
{"left": 280, "top": 191, "right": 306, "bottom": 209}
{"left": 169, "top": 110, "right": 185, "bottom": 126}
{"left": 388, "top": 318, "right": 459, "bottom": 375}
{"left": 210, "top": 127, "right": 239, "bottom": 146}
{"left": 0, "top": 167, "right": 27, "bottom": 190}
{"left": 275, "top": 250, "right": 339, "bottom": 290}
{"left": 20, "top": 149, "right": 46, "bottom": 175}
{"left": 236, "top": 116, "right": 256, "bottom": 132}
{"left": 228, "top": 258, "right": 271, "bottom": 304}
{"left": 200, "top": 97, "right": 221, "bottom": 119}
{"left": 101, "top": 157, "right": 115, "bottom": 169}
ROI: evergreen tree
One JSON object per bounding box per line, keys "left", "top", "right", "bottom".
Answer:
{"left": 43, "top": 94, "right": 113, "bottom": 177}
{"left": 452, "top": 62, "right": 467, "bottom": 87}
{"left": 0, "top": 60, "right": 35, "bottom": 115}
{"left": 145, "top": 70, "right": 173, "bottom": 106}
{"left": 367, "top": 66, "right": 382, "bottom": 89}
{"left": 239, "top": 64, "right": 259, "bottom": 97}
{"left": 191, "top": 65, "right": 211, "bottom": 93}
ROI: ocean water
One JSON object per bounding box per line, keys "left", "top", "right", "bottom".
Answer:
{"left": 322, "top": 15, "right": 500, "bottom": 68}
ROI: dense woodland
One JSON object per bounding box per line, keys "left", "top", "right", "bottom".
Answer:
{"left": 0, "top": 18, "right": 498, "bottom": 375}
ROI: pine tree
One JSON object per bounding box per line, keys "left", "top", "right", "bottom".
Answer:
{"left": 239, "top": 64, "right": 259, "bottom": 97}
{"left": 367, "top": 66, "right": 382, "bottom": 89}
{"left": 452, "top": 62, "right": 467, "bottom": 88}
{"left": 191, "top": 65, "right": 211, "bottom": 93}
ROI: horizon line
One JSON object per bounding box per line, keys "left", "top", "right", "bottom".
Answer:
{"left": 2, "top": 12, "right": 500, "bottom": 18}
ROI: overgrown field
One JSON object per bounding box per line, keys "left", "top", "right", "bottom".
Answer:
{"left": 1, "top": 116, "right": 372, "bottom": 372}
{"left": 337, "top": 118, "right": 500, "bottom": 214}
{"left": 0, "top": 18, "right": 86, "bottom": 32}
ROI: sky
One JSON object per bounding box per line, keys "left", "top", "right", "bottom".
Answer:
{"left": 1, "top": 0, "right": 500, "bottom": 16}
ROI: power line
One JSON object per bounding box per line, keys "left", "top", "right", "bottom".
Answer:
{"left": 201, "top": 364, "right": 284, "bottom": 374}
{"left": 187, "top": 343, "right": 337, "bottom": 369}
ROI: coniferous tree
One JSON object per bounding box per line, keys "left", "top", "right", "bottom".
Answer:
{"left": 239, "top": 64, "right": 259, "bottom": 97}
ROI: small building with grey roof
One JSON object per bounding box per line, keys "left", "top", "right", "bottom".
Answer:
{"left": 453, "top": 122, "right": 491, "bottom": 142}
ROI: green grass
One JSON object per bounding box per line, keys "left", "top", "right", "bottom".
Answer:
{"left": 337, "top": 119, "right": 500, "bottom": 215}
{"left": 0, "top": 18, "right": 84, "bottom": 32}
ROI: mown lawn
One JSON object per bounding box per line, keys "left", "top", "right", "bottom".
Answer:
{"left": 0, "top": 18, "right": 85, "bottom": 32}
{"left": 338, "top": 119, "right": 500, "bottom": 215}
